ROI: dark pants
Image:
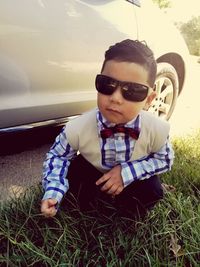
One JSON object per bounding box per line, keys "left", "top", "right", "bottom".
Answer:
{"left": 64, "top": 155, "right": 163, "bottom": 218}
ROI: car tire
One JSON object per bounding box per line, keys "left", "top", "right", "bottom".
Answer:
{"left": 148, "top": 62, "right": 179, "bottom": 120}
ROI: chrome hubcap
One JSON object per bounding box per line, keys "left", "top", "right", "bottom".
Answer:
{"left": 149, "top": 77, "right": 174, "bottom": 119}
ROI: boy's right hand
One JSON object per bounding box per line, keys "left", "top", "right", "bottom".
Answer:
{"left": 41, "top": 198, "right": 58, "bottom": 217}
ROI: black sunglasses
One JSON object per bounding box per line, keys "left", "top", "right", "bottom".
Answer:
{"left": 95, "top": 74, "right": 149, "bottom": 102}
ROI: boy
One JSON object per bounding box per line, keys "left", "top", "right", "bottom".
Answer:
{"left": 41, "top": 39, "right": 174, "bottom": 218}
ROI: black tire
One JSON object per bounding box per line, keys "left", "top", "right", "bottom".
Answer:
{"left": 148, "top": 62, "right": 179, "bottom": 120}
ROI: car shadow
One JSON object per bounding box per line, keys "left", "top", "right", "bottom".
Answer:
{"left": 0, "top": 126, "right": 62, "bottom": 156}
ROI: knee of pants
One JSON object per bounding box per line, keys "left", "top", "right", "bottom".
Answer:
{"left": 117, "top": 175, "right": 163, "bottom": 206}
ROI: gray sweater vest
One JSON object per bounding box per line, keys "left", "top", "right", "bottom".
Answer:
{"left": 65, "top": 109, "right": 170, "bottom": 172}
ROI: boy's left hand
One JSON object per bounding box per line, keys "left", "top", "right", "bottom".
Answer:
{"left": 96, "top": 165, "right": 124, "bottom": 196}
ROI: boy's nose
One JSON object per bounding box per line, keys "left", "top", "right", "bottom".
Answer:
{"left": 109, "top": 86, "right": 123, "bottom": 104}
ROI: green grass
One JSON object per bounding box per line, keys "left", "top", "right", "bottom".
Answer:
{"left": 0, "top": 131, "right": 200, "bottom": 266}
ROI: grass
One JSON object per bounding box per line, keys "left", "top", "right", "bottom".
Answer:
{"left": 0, "top": 131, "right": 200, "bottom": 266}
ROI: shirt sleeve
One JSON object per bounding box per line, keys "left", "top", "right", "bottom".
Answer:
{"left": 42, "top": 126, "right": 77, "bottom": 203}
{"left": 120, "top": 138, "right": 174, "bottom": 187}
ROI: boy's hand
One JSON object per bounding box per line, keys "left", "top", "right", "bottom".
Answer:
{"left": 96, "top": 165, "right": 124, "bottom": 196}
{"left": 41, "top": 198, "right": 58, "bottom": 217}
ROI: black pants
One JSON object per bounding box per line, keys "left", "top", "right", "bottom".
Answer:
{"left": 64, "top": 155, "right": 163, "bottom": 218}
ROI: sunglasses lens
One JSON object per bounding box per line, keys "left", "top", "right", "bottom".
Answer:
{"left": 95, "top": 75, "right": 149, "bottom": 102}
{"left": 95, "top": 75, "right": 116, "bottom": 95}
{"left": 123, "top": 83, "right": 148, "bottom": 102}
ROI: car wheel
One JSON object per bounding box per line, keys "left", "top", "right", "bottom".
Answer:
{"left": 148, "top": 62, "right": 179, "bottom": 120}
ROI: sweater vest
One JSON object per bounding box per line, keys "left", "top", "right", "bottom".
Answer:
{"left": 64, "top": 108, "right": 170, "bottom": 172}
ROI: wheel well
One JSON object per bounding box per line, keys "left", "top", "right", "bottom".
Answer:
{"left": 156, "top": 53, "right": 185, "bottom": 95}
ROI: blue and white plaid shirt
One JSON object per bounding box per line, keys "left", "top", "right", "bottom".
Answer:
{"left": 42, "top": 109, "right": 174, "bottom": 203}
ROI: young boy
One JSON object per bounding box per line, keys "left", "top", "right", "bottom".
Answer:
{"left": 41, "top": 39, "right": 174, "bottom": 218}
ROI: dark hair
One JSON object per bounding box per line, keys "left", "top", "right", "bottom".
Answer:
{"left": 101, "top": 39, "right": 157, "bottom": 87}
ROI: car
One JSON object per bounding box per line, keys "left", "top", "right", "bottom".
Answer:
{"left": 0, "top": 0, "right": 189, "bottom": 133}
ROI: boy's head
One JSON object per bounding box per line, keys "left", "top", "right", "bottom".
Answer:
{"left": 96, "top": 39, "right": 157, "bottom": 124}
{"left": 101, "top": 39, "right": 157, "bottom": 88}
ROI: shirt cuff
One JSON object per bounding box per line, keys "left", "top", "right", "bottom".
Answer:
{"left": 121, "top": 162, "right": 136, "bottom": 187}
{"left": 42, "top": 182, "right": 68, "bottom": 204}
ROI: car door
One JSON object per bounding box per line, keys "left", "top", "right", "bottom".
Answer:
{"left": 0, "top": 0, "right": 139, "bottom": 130}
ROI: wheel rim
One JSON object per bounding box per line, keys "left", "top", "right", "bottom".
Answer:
{"left": 148, "top": 76, "right": 174, "bottom": 119}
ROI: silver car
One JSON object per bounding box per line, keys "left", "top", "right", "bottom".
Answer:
{"left": 0, "top": 0, "right": 189, "bottom": 132}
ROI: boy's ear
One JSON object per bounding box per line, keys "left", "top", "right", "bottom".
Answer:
{"left": 143, "top": 89, "right": 157, "bottom": 110}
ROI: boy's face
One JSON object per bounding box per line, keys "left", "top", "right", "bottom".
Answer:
{"left": 97, "top": 60, "right": 156, "bottom": 124}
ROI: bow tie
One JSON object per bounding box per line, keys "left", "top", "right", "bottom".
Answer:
{"left": 100, "top": 125, "right": 139, "bottom": 139}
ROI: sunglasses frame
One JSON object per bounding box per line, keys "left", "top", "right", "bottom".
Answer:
{"left": 95, "top": 74, "right": 149, "bottom": 102}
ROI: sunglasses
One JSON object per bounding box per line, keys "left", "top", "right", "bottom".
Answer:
{"left": 95, "top": 74, "right": 149, "bottom": 102}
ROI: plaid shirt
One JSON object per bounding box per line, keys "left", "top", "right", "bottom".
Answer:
{"left": 42, "top": 109, "right": 174, "bottom": 203}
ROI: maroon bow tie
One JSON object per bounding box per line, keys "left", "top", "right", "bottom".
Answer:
{"left": 100, "top": 126, "right": 139, "bottom": 139}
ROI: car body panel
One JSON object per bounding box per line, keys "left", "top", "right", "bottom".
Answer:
{"left": 0, "top": 0, "right": 189, "bottom": 130}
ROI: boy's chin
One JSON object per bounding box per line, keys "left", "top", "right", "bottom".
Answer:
{"left": 104, "top": 116, "right": 129, "bottom": 125}
{"left": 100, "top": 108, "right": 138, "bottom": 124}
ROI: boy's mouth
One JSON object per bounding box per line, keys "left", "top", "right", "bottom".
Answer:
{"left": 106, "top": 108, "right": 122, "bottom": 115}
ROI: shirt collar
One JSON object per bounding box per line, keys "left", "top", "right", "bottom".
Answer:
{"left": 96, "top": 108, "right": 141, "bottom": 134}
